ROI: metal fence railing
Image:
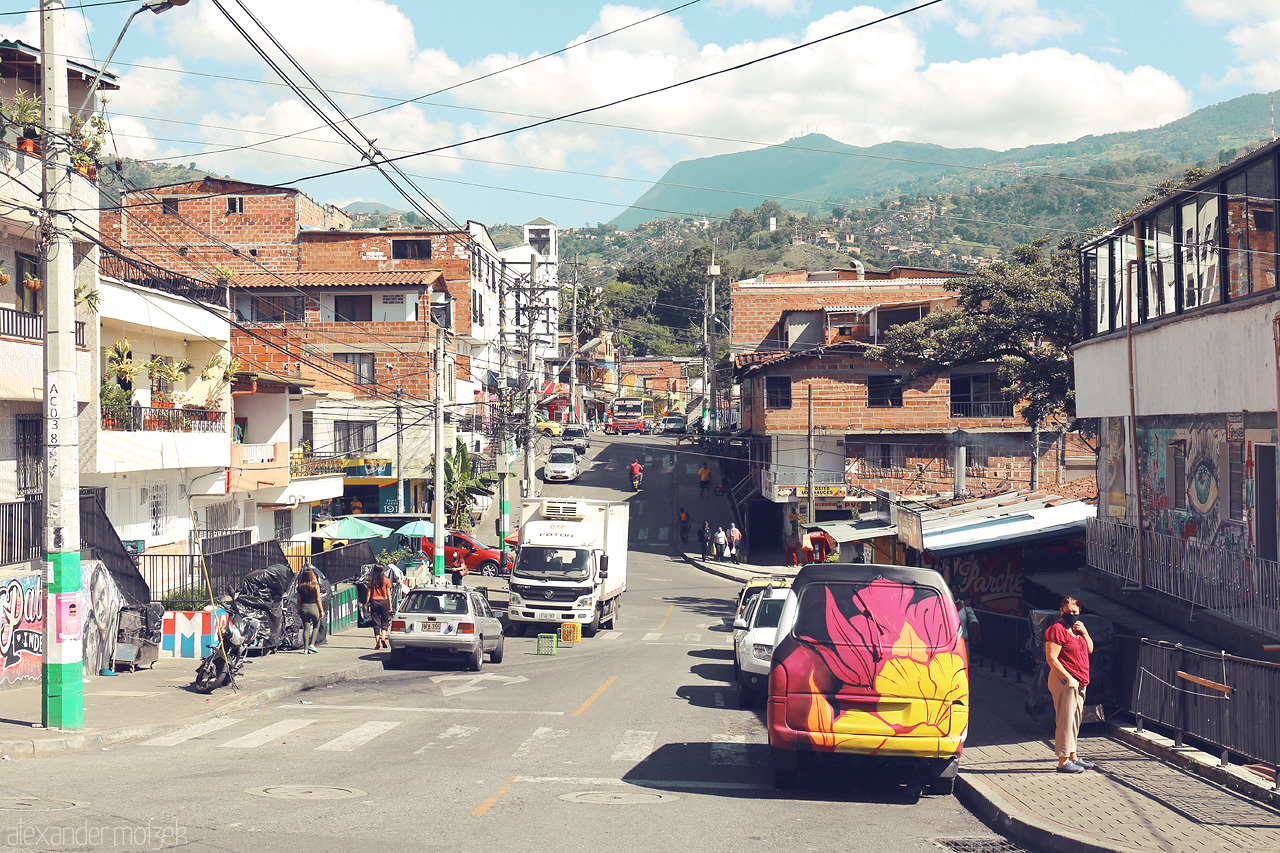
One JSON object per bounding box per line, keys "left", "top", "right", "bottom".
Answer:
{"left": 950, "top": 400, "right": 1014, "bottom": 419}
{"left": 0, "top": 304, "right": 86, "bottom": 345}
{"left": 1130, "top": 639, "right": 1280, "bottom": 768}
{"left": 968, "top": 609, "right": 1036, "bottom": 678}
{"left": 1087, "top": 517, "right": 1280, "bottom": 637}
{"left": 144, "top": 540, "right": 290, "bottom": 610}
{"left": 311, "top": 541, "right": 375, "bottom": 584}
{"left": 0, "top": 498, "right": 41, "bottom": 567}
{"left": 102, "top": 406, "right": 228, "bottom": 433}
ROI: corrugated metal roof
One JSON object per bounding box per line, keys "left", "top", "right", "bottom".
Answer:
{"left": 921, "top": 501, "right": 1094, "bottom": 556}
{"left": 231, "top": 270, "right": 443, "bottom": 289}
{"left": 810, "top": 519, "right": 897, "bottom": 543}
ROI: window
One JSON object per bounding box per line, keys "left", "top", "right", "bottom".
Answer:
{"left": 301, "top": 412, "right": 313, "bottom": 450}
{"left": 162, "top": 198, "right": 178, "bottom": 216}
{"left": 149, "top": 481, "right": 172, "bottom": 537}
{"left": 867, "top": 375, "right": 903, "bottom": 408}
{"left": 335, "top": 352, "right": 375, "bottom": 385}
{"left": 950, "top": 373, "right": 1010, "bottom": 417}
{"left": 391, "top": 239, "right": 431, "bottom": 260}
{"left": 1143, "top": 207, "right": 1177, "bottom": 319}
{"left": 334, "top": 420, "right": 377, "bottom": 454}
{"left": 16, "top": 414, "right": 42, "bottom": 496}
{"left": 861, "top": 443, "right": 906, "bottom": 471}
{"left": 14, "top": 252, "right": 39, "bottom": 314}
{"left": 1224, "top": 160, "right": 1276, "bottom": 299}
{"left": 1181, "top": 191, "right": 1221, "bottom": 309}
{"left": 837, "top": 325, "right": 854, "bottom": 337}
{"left": 764, "top": 375, "right": 791, "bottom": 409}
{"left": 334, "top": 295, "right": 372, "bottom": 322}
{"left": 239, "top": 294, "right": 303, "bottom": 324}
{"left": 227, "top": 197, "right": 244, "bottom": 214}
{"left": 274, "top": 509, "right": 292, "bottom": 541}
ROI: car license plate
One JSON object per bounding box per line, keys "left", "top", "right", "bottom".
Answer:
{"left": 537, "top": 612, "right": 559, "bottom": 620}
{"left": 421, "top": 622, "right": 442, "bottom": 632}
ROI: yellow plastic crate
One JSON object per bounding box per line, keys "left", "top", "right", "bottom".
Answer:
{"left": 559, "top": 622, "right": 582, "bottom": 644}
{"left": 536, "top": 633, "right": 559, "bottom": 655}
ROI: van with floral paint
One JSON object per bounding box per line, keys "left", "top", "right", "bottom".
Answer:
{"left": 765, "top": 563, "right": 969, "bottom": 793}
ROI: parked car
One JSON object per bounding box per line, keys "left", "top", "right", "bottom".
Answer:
{"left": 544, "top": 447, "right": 580, "bottom": 482}
{"left": 767, "top": 563, "right": 969, "bottom": 793}
{"left": 386, "top": 587, "right": 505, "bottom": 670}
{"left": 735, "top": 574, "right": 792, "bottom": 621}
{"left": 535, "top": 418, "right": 563, "bottom": 436}
{"left": 420, "top": 530, "right": 514, "bottom": 576}
{"left": 735, "top": 585, "right": 789, "bottom": 708}
{"left": 560, "top": 424, "right": 589, "bottom": 452}
{"left": 660, "top": 415, "right": 687, "bottom": 434}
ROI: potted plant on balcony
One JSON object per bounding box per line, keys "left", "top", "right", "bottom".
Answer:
{"left": 3, "top": 89, "right": 42, "bottom": 152}
{"left": 145, "top": 356, "right": 192, "bottom": 407}
{"left": 100, "top": 375, "right": 131, "bottom": 431}
{"left": 212, "top": 263, "right": 235, "bottom": 287}
{"left": 106, "top": 338, "right": 142, "bottom": 387}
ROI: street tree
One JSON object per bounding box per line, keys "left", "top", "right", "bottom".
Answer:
{"left": 872, "top": 236, "right": 1084, "bottom": 431}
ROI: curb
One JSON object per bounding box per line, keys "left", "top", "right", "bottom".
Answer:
{"left": 680, "top": 552, "right": 752, "bottom": 583}
{"left": 0, "top": 659, "right": 384, "bottom": 760}
{"left": 955, "top": 772, "right": 1151, "bottom": 853}
{"left": 1107, "top": 724, "right": 1280, "bottom": 809}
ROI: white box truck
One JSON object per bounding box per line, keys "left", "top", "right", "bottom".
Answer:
{"left": 507, "top": 498, "right": 628, "bottom": 637}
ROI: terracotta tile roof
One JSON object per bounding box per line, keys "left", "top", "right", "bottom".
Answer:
{"left": 231, "top": 270, "right": 443, "bottom": 289}
{"left": 734, "top": 340, "right": 873, "bottom": 374}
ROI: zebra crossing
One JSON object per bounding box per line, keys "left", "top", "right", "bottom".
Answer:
{"left": 142, "top": 713, "right": 756, "bottom": 766}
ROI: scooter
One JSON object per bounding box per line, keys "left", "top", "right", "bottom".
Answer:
{"left": 631, "top": 469, "right": 643, "bottom": 491}
{"left": 192, "top": 593, "right": 265, "bottom": 693}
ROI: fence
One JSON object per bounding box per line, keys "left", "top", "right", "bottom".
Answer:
{"left": 0, "top": 498, "right": 40, "bottom": 567}
{"left": 102, "top": 406, "right": 227, "bottom": 433}
{"left": 1087, "top": 516, "right": 1280, "bottom": 637}
{"left": 312, "top": 541, "right": 375, "bottom": 584}
{"left": 969, "top": 606, "right": 1280, "bottom": 769}
{"left": 143, "top": 540, "right": 290, "bottom": 609}
{"left": 0, "top": 304, "right": 86, "bottom": 345}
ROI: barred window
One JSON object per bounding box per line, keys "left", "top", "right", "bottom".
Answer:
{"left": 1229, "top": 442, "right": 1245, "bottom": 521}
{"left": 764, "top": 376, "right": 791, "bottom": 409}
{"left": 274, "top": 509, "right": 292, "bottom": 541}
{"left": 149, "top": 482, "right": 173, "bottom": 538}
{"left": 867, "top": 375, "right": 903, "bottom": 408}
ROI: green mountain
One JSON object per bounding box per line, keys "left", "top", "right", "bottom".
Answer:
{"left": 611, "top": 90, "right": 1278, "bottom": 230}
{"left": 343, "top": 201, "right": 407, "bottom": 215}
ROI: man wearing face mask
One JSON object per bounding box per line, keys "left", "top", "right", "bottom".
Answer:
{"left": 1045, "top": 596, "right": 1095, "bottom": 773}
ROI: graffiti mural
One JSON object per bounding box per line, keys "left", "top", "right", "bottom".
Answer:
{"left": 81, "top": 561, "right": 123, "bottom": 677}
{"left": 940, "top": 547, "right": 1023, "bottom": 613}
{"left": 1136, "top": 414, "right": 1261, "bottom": 553}
{"left": 0, "top": 574, "right": 43, "bottom": 688}
{"left": 773, "top": 579, "right": 968, "bottom": 755}
{"left": 161, "top": 609, "right": 226, "bottom": 658}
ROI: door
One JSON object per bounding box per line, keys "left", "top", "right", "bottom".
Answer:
{"left": 1256, "top": 445, "right": 1278, "bottom": 563}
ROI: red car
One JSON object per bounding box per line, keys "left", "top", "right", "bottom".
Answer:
{"left": 419, "top": 530, "right": 514, "bottom": 576}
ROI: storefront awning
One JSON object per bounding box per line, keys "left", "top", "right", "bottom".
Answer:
{"left": 809, "top": 519, "right": 897, "bottom": 543}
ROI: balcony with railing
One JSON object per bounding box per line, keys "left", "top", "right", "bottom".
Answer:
{"left": 101, "top": 406, "right": 227, "bottom": 433}
{"left": 0, "top": 305, "right": 87, "bottom": 346}
{"left": 949, "top": 399, "right": 1015, "bottom": 419}
{"left": 98, "top": 247, "right": 229, "bottom": 308}
{"left": 1086, "top": 516, "right": 1280, "bottom": 638}
{"left": 228, "top": 441, "right": 290, "bottom": 492}
{"left": 290, "top": 451, "right": 345, "bottom": 479}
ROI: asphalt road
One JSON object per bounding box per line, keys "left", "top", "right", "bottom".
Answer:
{"left": 1, "top": 435, "right": 1014, "bottom": 853}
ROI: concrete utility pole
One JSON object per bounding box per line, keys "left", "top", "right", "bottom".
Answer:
{"left": 497, "top": 259, "right": 510, "bottom": 557}
{"left": 431, "top": 293, "right": 448, "bottom": 584}
{"left": 394, "top": 387, "right": 403, "bottom": 512}
{"left": 41, "top": 0, "right": 83, "bottom": 730}
{"left": 807, "top": 384, "right": 815, "bottom": 528}
{"left": 522, "top": 256, "right": 539, "bottom": 499}
{"left": 569, "top": 257, "right": 578, "bottom": 425}
{"left": 707, "top": 251, "right": 720, "bottom": 434}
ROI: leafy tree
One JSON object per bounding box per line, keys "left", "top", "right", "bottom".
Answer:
{"left": 872, "top": 236, "right": 1083, "bottom": 429}
{"left": 433, "top": 438, "right": 499, "bottom": 531}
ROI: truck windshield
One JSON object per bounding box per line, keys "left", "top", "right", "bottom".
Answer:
{"left": 516, "top": 546, "right": 591, "bottom": 580}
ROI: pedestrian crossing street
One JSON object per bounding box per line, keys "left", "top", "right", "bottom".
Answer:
{"left": 142, "top": 713, "right": 757, "bottom": 766}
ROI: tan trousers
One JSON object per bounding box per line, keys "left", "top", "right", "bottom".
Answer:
{"left": 1048, "top": 673, "right": 1085, "bottom": 759}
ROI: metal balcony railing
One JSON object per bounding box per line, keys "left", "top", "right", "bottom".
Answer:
{"left": 98, "top": 248, "right": 229, "bottom": 308}
{"left": 290, "top": 453, "right": 345, "bottom": 478}
{"left": 0, "top": 304, "right": 86, "bottom": 345}
{"left": 950, "top": 399, "right": 1014, "bottom": 419}
{"left": 1086, "top": 516, "right": 1280, "bottom": 637}
{"left": 101, "top": 406, "right": 227, "bottom": 433}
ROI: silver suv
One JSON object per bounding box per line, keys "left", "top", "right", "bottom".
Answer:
{"left": 386, "top": 587, "right": 505, "bottom": 670}
{"left": 560, "top": 424, "right": 589, "bottom": 453}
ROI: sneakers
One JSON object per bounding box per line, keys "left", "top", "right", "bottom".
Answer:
{"left": 1057, "top": 761, "right": 1085, "bottom": 773}
{"left": 308, "top": 646, "right": 318, "bottom": 653}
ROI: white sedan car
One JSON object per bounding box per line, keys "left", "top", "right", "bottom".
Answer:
{"left": 734, "top": 586, "right": 788, "bottom": 708}
{"left": 544, "top": 447, "right": 580, "bottom": 482}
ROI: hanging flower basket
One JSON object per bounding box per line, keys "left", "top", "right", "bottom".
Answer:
{"left": 23, "top": 277, "right": 42, "bottom": 292}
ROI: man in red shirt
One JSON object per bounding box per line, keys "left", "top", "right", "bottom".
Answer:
{"left": 1045, "top": 596, "right": 1095, "bottom": 773}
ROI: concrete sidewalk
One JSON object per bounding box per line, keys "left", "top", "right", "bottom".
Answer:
{"left": 677, "top": 546, "right": 1280, "bottom": 853}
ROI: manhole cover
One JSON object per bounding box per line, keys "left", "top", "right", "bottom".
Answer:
{"left": 559, "top": 791, "right": 677, "bottom": 805}
{"left": 0, "top": 798, "right": 79, "bottom": 812}
{"left": 934, "top": 839, "right": 1031, "bottom": 853}
{"left": 246, "top": 785, "right": 366, "bottom": 800}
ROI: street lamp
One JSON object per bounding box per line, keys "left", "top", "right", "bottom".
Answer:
{"left": 77, "top": 0, "right": 190, "bottom": 115}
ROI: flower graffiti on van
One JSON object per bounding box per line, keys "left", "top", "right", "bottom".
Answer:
{"left": 786, "top": 578, "right": 969, "bottom": 754}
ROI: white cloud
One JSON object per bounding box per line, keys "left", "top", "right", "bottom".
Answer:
{"left": 950, "top": 0, "right": 1081, "bottom": 49}
{"left": 710, "top": 0, "right": 810, "bottom": 16}
{"left": 1184, "top": 0, "right": 1280, "bottom": 23}
{"left": 1183, "top": 2, "right": 1280, "bottom": 89}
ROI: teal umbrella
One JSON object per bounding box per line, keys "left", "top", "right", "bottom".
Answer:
{"left": 314, "top": 516, "right": 394, "bottom": 540}
{"left": 395, "top": 520, "right": 435, "bottom": 538}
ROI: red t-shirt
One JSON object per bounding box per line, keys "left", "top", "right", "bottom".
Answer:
{"left": 1045, "top": 621, "right": 1090, "bottom": 685}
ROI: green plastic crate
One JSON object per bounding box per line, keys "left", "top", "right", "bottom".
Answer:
{"left": 536, "top": 633, "right": 559, "bottom": 655}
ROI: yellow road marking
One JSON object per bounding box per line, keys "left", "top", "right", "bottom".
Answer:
{"left": 572, "top": 675, "right": 619, "bottom": 717}
{"left": 471, "top": 775, "right": 519, "bottom": 816}
{"left": 656, "top": 605, "right": 674, "bottom": 631}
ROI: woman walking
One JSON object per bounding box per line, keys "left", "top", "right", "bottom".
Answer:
{"left": 1045, "top": 596, "right": 1095, "bottom": 773}
{"left": 296, "top": 565, "right": 324, "bottom": 654}
{"left": 713, "top": 526, "right": 728, "bottom": 561}
{"left": 368, "top": 564, "right": 393, "bottom": 650}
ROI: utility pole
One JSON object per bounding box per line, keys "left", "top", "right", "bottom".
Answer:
{"left": 569, "top": 256, "right": 578, "bottom": 425}
{"left": 431, "top": 294, "right": 448, "bottom": 584}
{"left": 497, "top": 259, "right": 510, "bottom": 558}
{"left": 522, "top": 256, "right": 539, "bottom": 499}
{"left": 707, "top": 250, "right": 720, "bottom": 434}
{"left": 807, "top": 384, "right": 815, "bottom": 528}
{"left": 393, "top": 387, "right": 403, "bottom": 512}
{"left": 41, "top": 0, "right": 83, "bottom": 730}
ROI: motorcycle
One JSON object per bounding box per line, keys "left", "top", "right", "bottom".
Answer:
{"left": 630, "top": 468, "right": 643, "bottom": 491}
{"left": 192, "top": 593, "right": 265, "bottom": 694}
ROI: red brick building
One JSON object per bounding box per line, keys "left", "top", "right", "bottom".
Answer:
{"left": 728, "top": 268, "right": 1094, "bottom": 554}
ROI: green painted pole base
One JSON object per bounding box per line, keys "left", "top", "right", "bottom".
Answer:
{"left": 42, "top": 660, "right": 83, "bottom": 730}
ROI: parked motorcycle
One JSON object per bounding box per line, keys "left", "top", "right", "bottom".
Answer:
{"left": 192, "top": 593, "right": 265, "bottom": 693}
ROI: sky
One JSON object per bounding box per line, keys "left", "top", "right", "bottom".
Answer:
{"left": 5, "top": 0, "right": 1280, "bottom": 229}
